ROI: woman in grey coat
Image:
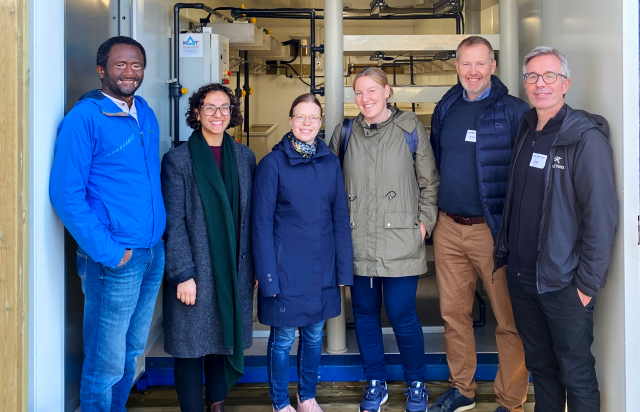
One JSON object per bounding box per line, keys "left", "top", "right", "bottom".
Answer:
{"left": 161, "top": 83, "right": 256, "bottom": 412}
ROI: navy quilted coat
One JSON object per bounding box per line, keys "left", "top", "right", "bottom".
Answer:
{"left": 430, "top": 75, "right": 529, "bottom": 240}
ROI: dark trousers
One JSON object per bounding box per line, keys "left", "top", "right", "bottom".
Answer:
{"left": 174, "top": 355, "right": 228, "bottom": 412}
{"left": 507, "top": 275, "right": 600, "bottom": 412}
{"left": 351, "top": 275, "right": 427, "bottom": 385}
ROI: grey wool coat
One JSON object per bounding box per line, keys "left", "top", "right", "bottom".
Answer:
{"left": 161, "top": 140, "right": 256, "bottom": 358}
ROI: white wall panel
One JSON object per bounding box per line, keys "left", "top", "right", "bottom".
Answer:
{"left": 135, "top": 0, "right": 172, "bottom": 155}
{"left": 540, "top": 1, "right": 627, "bottom": 410}
{"left": 517, "top": 0, "right": 542, "bottom": 98}
{"left": 30, "top": 0, "right": 66, "bottom": 410}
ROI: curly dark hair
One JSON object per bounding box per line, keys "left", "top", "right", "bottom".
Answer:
{"left": 185, "top": 83, "right": 243, "bottom": 130}
{"left": 96, "top": 36, "right": 147, "bottom": 69}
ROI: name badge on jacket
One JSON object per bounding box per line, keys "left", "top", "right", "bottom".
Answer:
{"left": 465, "top": 130, "right": 477, "bottom": 142}
{"left": 529, "top": 153, "right": 547, "bottom": 169}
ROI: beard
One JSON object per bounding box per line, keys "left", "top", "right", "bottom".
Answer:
{"left": 102, "top": 71, "right": 142, "bottom": 98}
{"left": 461, "top": 77, "right": 490, "bottom": 97}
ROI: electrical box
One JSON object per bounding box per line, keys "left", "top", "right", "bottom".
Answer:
{"left": 178, "top": 33, "right": 230, "bottom": 142}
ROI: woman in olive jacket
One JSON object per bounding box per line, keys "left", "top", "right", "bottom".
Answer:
{"left": 329, "top": 67, "right": 439, "bottom": 412}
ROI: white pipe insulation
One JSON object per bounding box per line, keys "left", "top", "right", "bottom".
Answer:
{"left": 499, "top": 0, "right": 520, "bottom": 97}
{"left": 323, "top": 0, "right": 348, "bottom": 355}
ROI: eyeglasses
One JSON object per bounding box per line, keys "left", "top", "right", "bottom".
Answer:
{"left": 201, "top": 104, "right": 233, "bottom": 116}
{"left": 523, "top": 71, "right": 567, "bottom": 84}
{"left": 292, "top": 114, "right": 322, "bottom": 124}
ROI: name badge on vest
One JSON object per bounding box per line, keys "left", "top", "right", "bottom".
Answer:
{"left": 529, "top": 153, "right": 547, "bottom": 169}
{"left": 465, "top": 130, "right": 477, "bottom": 142}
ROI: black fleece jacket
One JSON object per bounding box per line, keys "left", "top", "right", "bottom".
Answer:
{"left": 507, "top": 107, "right": 566, "bottom": 285}
{"left": 494, "top": 105, "right": 619, "bottom": 297}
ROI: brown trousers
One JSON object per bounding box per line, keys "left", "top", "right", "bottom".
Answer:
{"left": 433, "top": 211, "right": 529, "bottom": 411}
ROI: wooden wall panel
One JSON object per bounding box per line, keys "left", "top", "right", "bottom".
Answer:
{"left": 0, "top": 0, "right": 29, "bottom": 410}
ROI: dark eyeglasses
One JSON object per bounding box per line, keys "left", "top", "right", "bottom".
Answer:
{"left": 201, "top": 104, "right": 233, "bottom": 116}
{"left": 523, "top": 71, "right": 567, "bottom": 84}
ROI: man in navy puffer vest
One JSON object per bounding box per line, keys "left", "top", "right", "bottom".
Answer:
{"left": 429, "top": 37, "right": 530, "bottom": 412}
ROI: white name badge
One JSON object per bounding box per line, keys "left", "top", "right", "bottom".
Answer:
{"left": 529, "top": 153, "right": 548, "bottom": 169}
{"left": 465, "top": 130, "right": 477, "bottom": 142}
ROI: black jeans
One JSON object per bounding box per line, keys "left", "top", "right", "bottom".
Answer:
{"left": 507, "top": 275, "right": 600, "bottom": 412}
{"left": 174, "top": 355, "right": 228, "bottom": 412}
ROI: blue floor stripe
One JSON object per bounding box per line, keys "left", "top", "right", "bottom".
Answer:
{"left": 137, "top": 354, "right": 501, "bottom": 390}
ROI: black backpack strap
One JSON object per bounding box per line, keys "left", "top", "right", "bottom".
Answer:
{"left": 338, "top": 118, "right": 352, "bottom": 167}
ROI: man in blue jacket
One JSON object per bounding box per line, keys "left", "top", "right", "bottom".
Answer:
{"left": 429, "top": 36, "right": 530, "bottom": 412}
{"left": 49, "top": 36, "right": 166, "bottom": 412}
{"left": 494, "top": 47, "right": 618, "bottom": 412}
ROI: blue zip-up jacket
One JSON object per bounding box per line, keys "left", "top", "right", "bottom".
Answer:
{"left": 49, "top": 90, "right": 166, "bottom": 268}
{"left": 430, "top": 76, "right": 529, "bottom": 239}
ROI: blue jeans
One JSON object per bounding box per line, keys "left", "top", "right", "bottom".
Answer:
{"left": 267, "top": 321, "right": 325, "bottom": 410}
{"left": 76, "top": 240, "right": 164, "bottom": 412}
{"left": 351, "top": 275, "right": 426, "bottom": 385}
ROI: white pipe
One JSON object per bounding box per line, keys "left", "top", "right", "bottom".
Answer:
{"left": 499, "top": 0, "right": 519, "bottom": 97}
{"left": 325, "top": 288, "right": 348, "bottom": 354}
{"left": 466, "top": 0, "right": 481, "bottom": 34}
{"left": 323, "top": 0, "right": 348, "bottom": 355}
{"left": 322, "top": 0, "right": 343, "bottom": 143}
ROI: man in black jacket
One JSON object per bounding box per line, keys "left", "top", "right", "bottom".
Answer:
{"left": 494, "top": 46, "right": 619, "bottom": 412}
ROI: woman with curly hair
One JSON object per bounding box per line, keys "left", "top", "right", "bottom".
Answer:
{"left": 161, "top": 83, "right": 256, "bottom": 412}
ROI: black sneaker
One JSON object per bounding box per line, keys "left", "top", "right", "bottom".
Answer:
{"left": 428, "top": 387, "right": 475, "bottom": 412}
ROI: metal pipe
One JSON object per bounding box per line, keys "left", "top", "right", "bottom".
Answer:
{"left": 499, "top": 0, "right": 519, "bottom": 97}
{"left": 231, "top": 8, "right": 324, "bottom": 95}
{"left": 244, "top": 50, "right": 250, "bottom": 148}
{"left": 410, "top": 56, "right": 416, "bottom": 112}
{"left": 323, "top": 0, "right": 347, "bottom": 356}
{"left": 322, "top": 0, "right": 343, "bottom": 143}
{"left": 392, "top": 61, "right": 397, "bottom": 86}
{"left": 235, "top": 51, "right": 242, "bottom": 99}
{"left": 465, "top": 0, "right": 481, "bottom": 34}
{"left": 228, "top": 12, "right": 460, "bottom": 21}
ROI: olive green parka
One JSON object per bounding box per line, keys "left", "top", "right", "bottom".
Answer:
{"left": 329, "top": 106, "right": 439, "bottom": 278}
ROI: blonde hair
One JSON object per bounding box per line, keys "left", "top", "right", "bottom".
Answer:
{"left": 352, "top": 67, "right": 394, "bottom": 98}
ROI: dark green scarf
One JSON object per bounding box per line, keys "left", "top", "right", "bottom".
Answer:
{"left": 189, "top": 129, "right": 243, "bottom": 392}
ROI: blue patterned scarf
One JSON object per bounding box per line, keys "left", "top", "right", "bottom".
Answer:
{"left": 287, "top": 131, "right": 317, "bottom": 158}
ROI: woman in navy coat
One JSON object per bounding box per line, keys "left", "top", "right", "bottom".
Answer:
{"left": 252, "top": 93, "right": 354, "bottom": 412}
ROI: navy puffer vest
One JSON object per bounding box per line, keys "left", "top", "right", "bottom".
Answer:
{"left": 430, "top": 75, "right": 530, "bottom": 240}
